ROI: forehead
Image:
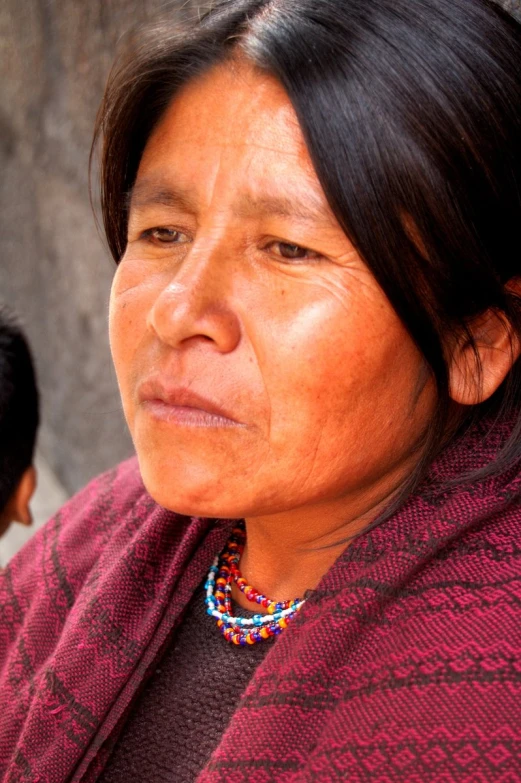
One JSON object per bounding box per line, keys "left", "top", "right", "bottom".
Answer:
{"left": 135, "top": 61, "right": 323, "bottom": 204}
{"left": 145, "top": 61, "right": 306, "bottom": 156}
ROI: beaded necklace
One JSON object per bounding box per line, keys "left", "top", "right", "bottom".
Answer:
{"left": 205, "top": 520, "right": 305, "bottom": 645}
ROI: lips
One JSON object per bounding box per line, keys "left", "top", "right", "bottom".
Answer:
{"left": 137, "top": 376, "right": 242, "bottom": 425}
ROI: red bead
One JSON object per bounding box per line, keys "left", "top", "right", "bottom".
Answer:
{"left": 210, "top": 523, "right": 305, "bottom": 646}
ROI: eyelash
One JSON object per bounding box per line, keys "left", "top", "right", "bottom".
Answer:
{"left": 264, "top": 241, "right": 321, "bottom": 262}
{"left": 140, "top": 227, "right": 188, "bottom": 244}
{"left": 139, "top": 227, "right": 322, "bottom": 263}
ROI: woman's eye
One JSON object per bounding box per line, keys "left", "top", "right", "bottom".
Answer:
{"left": 141, "top": 227, "right": 188, "bottom": 244}
{"left": 268, "top": 241, "right": 321, "bottom": 261}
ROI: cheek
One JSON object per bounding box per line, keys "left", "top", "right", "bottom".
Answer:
{"left": 259, "top": 293, "right": 392, "bottom": 411}
{"left": 258, "top": 293, "right": 429, "bottom": 468}
{"left": 109, "top": 282, "right": 129, "bottom": 383}
{"left": 108, "top": 266, "right": 151, "bottom": 416}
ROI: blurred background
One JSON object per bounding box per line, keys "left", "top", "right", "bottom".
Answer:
{"left": 0, "top": 0, "right": 520, "bottom": 562}
{"left": 0, "top": 0, "right": 201, "bottom": 561}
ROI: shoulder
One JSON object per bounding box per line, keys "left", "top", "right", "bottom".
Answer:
{"left": 59, "top": 455, "right": 147, "bottom": 530}
{"left": 0, "top": 457, "right": 157, "bottom": 643}
{"left": 389, "top": 485, "right": 521, "bottom": 642}
{"left": 20, "top": 456, "right": 148, "bottom": 560}
{"left": 0, "top": 456, "right": 212, "bottom": 687}
{"left": 287, "top": 494, "right": 521, "bottom": 779}
{"left": 420, "top": 484, "right": 521, "bottom": 602}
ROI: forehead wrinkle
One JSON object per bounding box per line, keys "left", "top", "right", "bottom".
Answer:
{"left": 127, "top": 175, "right": 336, "bottom": 227}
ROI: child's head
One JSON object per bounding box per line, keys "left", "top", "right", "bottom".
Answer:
{"left": 0, "top": 309, "right": 39, "bottom": 535}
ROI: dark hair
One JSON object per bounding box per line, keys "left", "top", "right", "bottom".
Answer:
{"left": 92, "top": 0, "right": 521, "bottom": 506}
{"left": 0, "top": 309, "right": 39, "bottom": 512}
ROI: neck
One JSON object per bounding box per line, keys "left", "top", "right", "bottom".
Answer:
{"left": 233, "top": 470, "right": 408, "bottom": 611}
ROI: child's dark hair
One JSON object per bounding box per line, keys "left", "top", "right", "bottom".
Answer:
{"left": 0, "top": 309, "right": 39, "bottom": 512}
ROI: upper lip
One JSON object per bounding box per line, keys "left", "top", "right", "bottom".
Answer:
{"left": 138, "top": 376, "right": 241, "bottom": 423}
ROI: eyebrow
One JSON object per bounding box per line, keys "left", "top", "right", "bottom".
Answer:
{"left": 128, "top": 179, "right": 335, "bottom": 225}
{"left": 234, "top": 193, "right": 333, "bottom": 224}
{"left": 127, "top": 181, "right": 199, "bottom": 214}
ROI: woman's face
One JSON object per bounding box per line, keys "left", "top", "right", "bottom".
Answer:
{"left": 110, "top": 61, "right": 436, "bottom": 520}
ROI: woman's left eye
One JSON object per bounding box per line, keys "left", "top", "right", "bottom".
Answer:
{"left": 266, "top": 241, "right": 321, "bottom": 261}
{"left": 141, "top": 227, "right": 189, "bottom": 244}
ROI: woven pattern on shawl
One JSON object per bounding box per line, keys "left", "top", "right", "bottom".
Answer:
{"left": 199, "top": 418, "right": 521, "bottom": 782}
{"left": 1, "top": 415, "right": 520, "bottom": 782}
{"left": 0, "top": 458, "right": 228, "bottom": 782}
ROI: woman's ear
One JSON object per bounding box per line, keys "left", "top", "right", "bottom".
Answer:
{"left": 449, "top": 282, "right": 521, "bottom": 406}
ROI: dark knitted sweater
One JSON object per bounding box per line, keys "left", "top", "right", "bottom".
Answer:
{"left": 99, "top": 583, "right": 271, "bottom": 782}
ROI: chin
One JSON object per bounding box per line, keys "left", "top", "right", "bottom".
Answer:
{"left": 137, "top": 455, "right": 244, "bottom": 519}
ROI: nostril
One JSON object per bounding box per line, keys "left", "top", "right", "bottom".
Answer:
{"left": 181, "top": 333, "right": 219, "bottom": 347}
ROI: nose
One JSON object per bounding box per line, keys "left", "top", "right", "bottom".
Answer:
{"left": 147, "top": 244, "right": 242, "bottom": 354}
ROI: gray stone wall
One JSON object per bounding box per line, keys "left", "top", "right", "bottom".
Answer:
{"left": 0, "top": 0, "right": 519, "bottom": 496}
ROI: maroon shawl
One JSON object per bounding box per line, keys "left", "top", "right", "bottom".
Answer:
{"left": 1, "top": 418, "right": 521, "bottom": 782}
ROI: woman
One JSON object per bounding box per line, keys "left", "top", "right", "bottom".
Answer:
{"left": 1, "top": 0, "right": 521, "bottom": 779}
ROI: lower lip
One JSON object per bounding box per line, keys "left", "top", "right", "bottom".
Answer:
{"left": 142, "top": 400, "right": 241, "bottom": 428}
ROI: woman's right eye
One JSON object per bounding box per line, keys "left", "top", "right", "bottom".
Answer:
{"left": 140, "top": 227, "right": 189, "bottom": 244}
